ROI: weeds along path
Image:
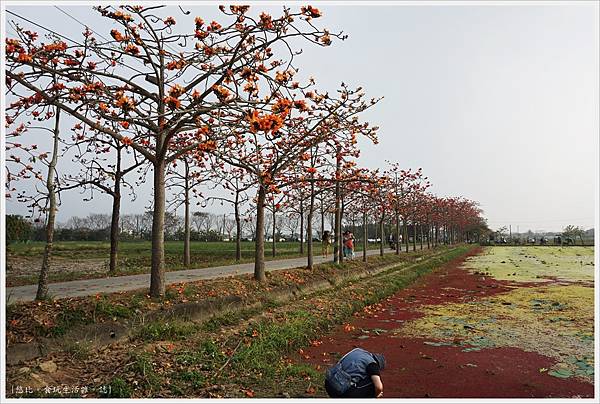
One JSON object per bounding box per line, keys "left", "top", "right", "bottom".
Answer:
{"left": 7, "top": 245, "right": 469, "bottom": 398}
{"left": 301, "top": 246, "right": 594, "bottom": 398}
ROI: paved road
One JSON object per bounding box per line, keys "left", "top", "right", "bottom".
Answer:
{"left": 6, "top": 248, "right": 394, "bottom": 303}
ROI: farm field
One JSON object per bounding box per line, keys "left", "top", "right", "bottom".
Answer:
{"left": 5, "top": 241, "right": 380, "bottom": 287}
{"left": 300, "top": 246, "right": 595, "bottom": 398}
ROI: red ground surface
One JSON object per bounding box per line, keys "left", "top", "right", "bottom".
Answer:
{"left": 302, "top": 249, "right": 594, "bottom": 398}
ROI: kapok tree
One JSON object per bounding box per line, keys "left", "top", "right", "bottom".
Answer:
{"left": 303, "top": 91, "right": 380, "bottom": 265}
{"left": 5, "top": 39, "right": 70, "bottom": 300}
{"left": 265, "top": 190, "right": 287, "bottom": 257}
{"left": 365, "top": 172, "right": 393, "bottom": 256}
{"left": 385, "top": 166, "right": 430, "bottom": 252}
{"left": 5, "top": 99, "right": 62, "bottom": 300}
{"left": 61, "top": 123, "right": 145, "bottom": 274}
{"left": 6, "top": 4, "right": 341, "bottom": 296}
{"left": 165, "top": 138, "right": 213, "bottom": 267}
{"left": 212, "top": 80, "right": 378, "bottom": 280}
{"left": 203, "top": 162, "right": 253, "bottom": 261}
{"left": 276, "top": 94, "right": 379, "bottom": 268}
{"left": 339, "top": 167, "right": 375, "bottom": 262}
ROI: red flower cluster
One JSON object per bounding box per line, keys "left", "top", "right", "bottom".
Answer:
{"left": 17, "top": 53, "right": 33, "bottom": 63}
{"left": 272, "top": 98, "right": 292, "bottom": 113}
{"left": 6, "top": 38, "right": 24, "bottom": 54}
{"left": 42, "top": 41, "right": 68, "bottom": 53}
{"left": 275, "top": 70, "right": 293, "bottom": 84}
{"left": 194, "top": 29, "right": 209, "bottom": 40}
{"left": 110, "top": 29, "right": 126, "bottom": 42}
{"left": 301, "top": 5, "right": 322, "bottom": 18}
{"left": 247, "top": 110, "right": 285, "bottom": 134}
{"left": 208, "top": 21, "right": 222, "bottom": 31}
{"left": 115, "top": 95, "right": 135, "bottom": 111}
{"left": 113, "top": 10, "right": 133, "bottom": 22}
{"left": 83, "top": 82, "right": 104, "bottom": 94}
{"left": 166, "top": 59, "right": 186, "bottom": 70}
{"left": 229, "top": 5, "right": 250, "bottom": 14}
{"left": 169, "top": 84, "right": 186, "bottom": 98}
{"left": 294, "top": 99, "right": 309, "bottom": 111}
{"left": 212, "top": 85, "right": 230, "bottom": 102}
{"left": 124, "top": 44, "right": 140, "bottom": 55}
{"left": 63, "top": 58, "right": 79, "bottom": 66}
{"left": 259, "top": 12, "right": 274, "bottom": 29}
{"left": 163, "top": 96, "right": 181, "bottom": 110}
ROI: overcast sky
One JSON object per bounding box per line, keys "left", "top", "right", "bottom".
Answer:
{"left": 4, "top": 2, "right": 599, "bottom": 233}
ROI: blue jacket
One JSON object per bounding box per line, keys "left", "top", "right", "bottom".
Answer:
{"left": 338, "top": 348, "right": 378, "bottom": 383}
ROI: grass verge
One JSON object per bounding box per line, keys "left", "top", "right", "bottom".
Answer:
{"left": 102, "top": 245, "right": 472, "bottom": 398}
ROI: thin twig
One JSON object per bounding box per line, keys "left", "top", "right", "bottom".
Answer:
{"left": 215, "top": 338, "right": 243, "bottom": 375}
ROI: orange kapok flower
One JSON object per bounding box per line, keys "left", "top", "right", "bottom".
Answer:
{"left": 110, "top": 29, "right": 125, "bottom": 42}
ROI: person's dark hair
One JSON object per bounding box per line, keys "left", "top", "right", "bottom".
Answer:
{"left": 373, "top": 353, "right": 386, "bottom": 370}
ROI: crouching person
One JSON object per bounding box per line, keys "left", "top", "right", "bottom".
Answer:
{"left": 324, "top": 347, "right": 385, "bottom": 398}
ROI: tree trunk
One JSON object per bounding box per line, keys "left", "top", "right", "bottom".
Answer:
{"left": 395, "top": 212, "right": 400, "bottom": 255}
{"left": 183, "top": 160, "right": 190, "bottom": 267}
{"left": 234, "top": 192, "right": 241, "bottom": 261}
{"left": 363, "top": 209, "right": 368, "bottom": 262}
{"left": 108, "top": 145, "right": 123, "bottom": 274}
{"left": 109, "top": 174, "right": 121, "bottom": 274}
{"left": 254, "top": 186, "right": 267, "bottom": 281}
{"left": 427, "top": 224, "right": 431, "bottom": 249}
{"left": 420, "top": 224, "right": 424, "bottom": 250}
{"left": 333, "top": 179, "right": 341, "bottom": 264}
{"left": 320, "top": 197, "right": 325, "bottom": 238}
{"left": 271, "top": 208, "right": 276, "bottom": 258}
{"left": 404, "top": 220, "right": 409, "bottom": 253}
{"left": 36, "top": 107, "right": 61, "bottom": 301}
{"left": 299, "top": 201, "right": 304, "bottom": 254}
{"left": 412, "top": 219, "right": 417, "bottom": 251}
{"left": 339, "top": 192, "right": 345, "bottom": 263}
{"left": 379, "top": 215, "right": 385, "bottom": 257}
{"left": 307, "top": 182, "right": 315, "bottom": 269}
{"left": 149, "top": 159, "right": 166, "bottom": 297}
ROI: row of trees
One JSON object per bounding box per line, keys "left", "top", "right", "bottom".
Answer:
{"left": 6, "top": 5, "right": 487, "bottom": 299}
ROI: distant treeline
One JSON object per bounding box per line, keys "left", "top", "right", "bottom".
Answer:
{"left": 6, "top": 212, "right": 233, "bottom": 243}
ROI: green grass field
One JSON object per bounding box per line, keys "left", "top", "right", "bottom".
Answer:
{"left": 6, "top": 240, "right": 380, "bottom": 286}
{"left": 7, "top": 240, "right": 376, "bottom": 258}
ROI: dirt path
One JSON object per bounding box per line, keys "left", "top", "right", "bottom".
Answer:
{"left": 5, "top": 248, "right": 393, "bottom": 304}
{"left": 301, "top": 247, "right": 594, "bottom": 398}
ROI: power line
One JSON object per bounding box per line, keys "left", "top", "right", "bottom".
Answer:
{"left": 56, "top": 5, "right": 205, "bottom": 78}
{"left": 54, "top": 6, "right": 111, "bottom": 43}
{"left": 6, "top": 9, "right": 145, "bottom": 76}
{"left": 53, "top": 6, "right": 147, "bottom": 75}
{"left": 7, "top": 9, "right": 84, "bottom": 46}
